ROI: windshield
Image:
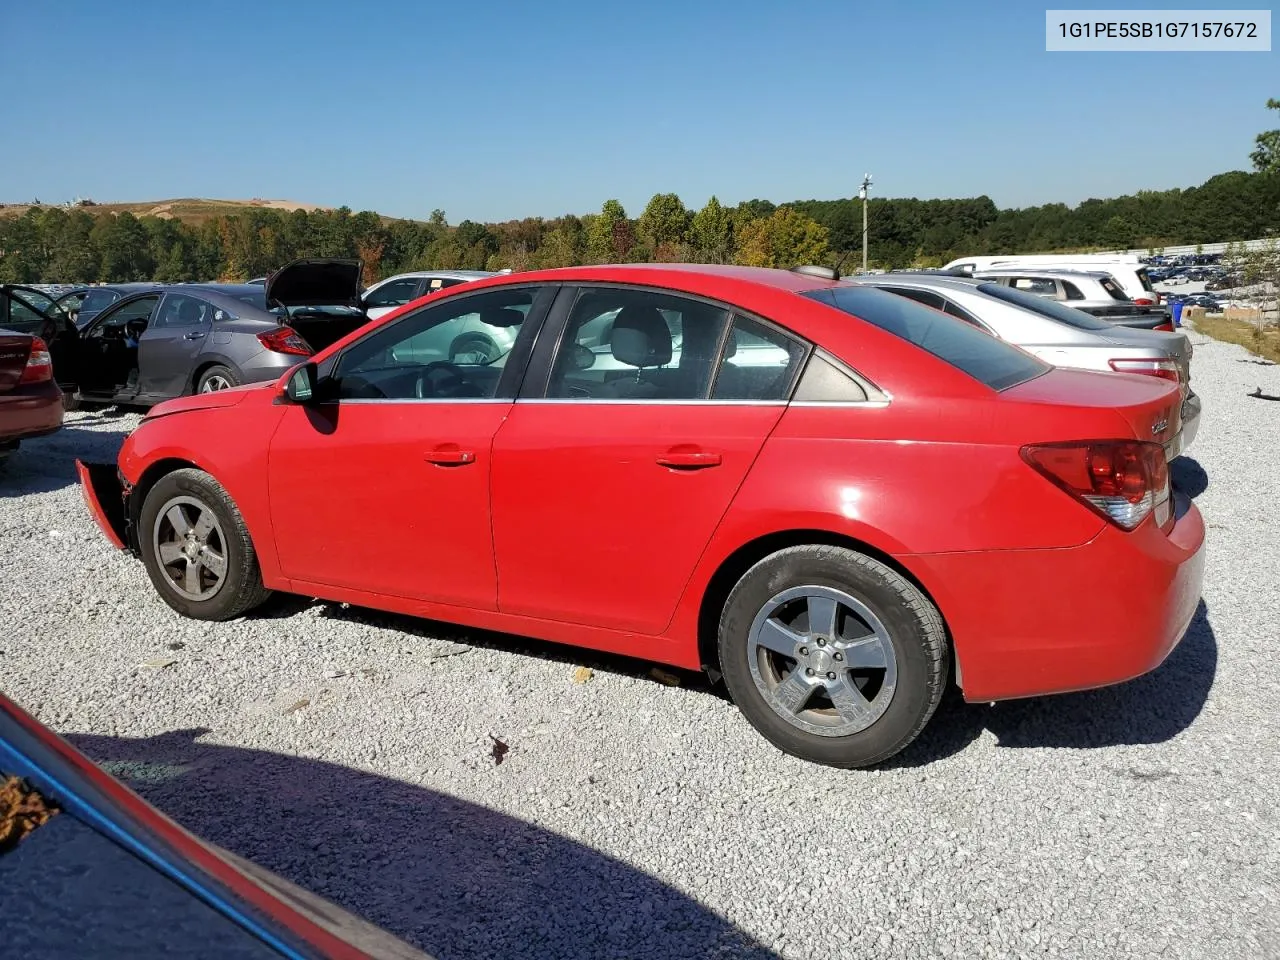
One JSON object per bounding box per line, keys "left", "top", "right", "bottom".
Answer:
{"left": 805, "top": 286, "right": 1048, "bottom": 391}
{"left": 975, "top": 283, "right": 1115, "bottom": 331}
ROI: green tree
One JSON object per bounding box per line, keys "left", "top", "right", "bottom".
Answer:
{"left": 689, "top": 196, "right": 732, "bottom": 262}
{"left": 1250, "top": 97, "right": 1280, "bottom": 173}
{"left": 586, "top": 199, "right": 628, "bottom": 262}
{"left": 637, "top": 193, "right": 689, "bottom": 253}
{"left": 733, "top": 207, "right": 829, "bottom": 268}
{"left": 92, "top": 212, "right": 153, "bottom": 281}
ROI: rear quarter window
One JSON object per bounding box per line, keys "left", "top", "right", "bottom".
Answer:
{"left": 804, "top": 285, "right": 1048, "bottom": 392}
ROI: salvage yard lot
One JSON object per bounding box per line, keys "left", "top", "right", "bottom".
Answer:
{"left": 1, "top": 330, "right": 1278, "bottom": 960}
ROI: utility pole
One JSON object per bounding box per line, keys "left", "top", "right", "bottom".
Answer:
{"left": 858, "top": 173, "right": 873, "bottom": 274}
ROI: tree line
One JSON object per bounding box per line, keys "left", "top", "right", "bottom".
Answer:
{"left": 1, "top": 168, "right": 1277, "bottom": 286}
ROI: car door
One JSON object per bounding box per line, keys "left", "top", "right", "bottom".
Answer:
{"left": 266, "top": 285, "right": 555, "bottom": 607}
{"left": 0, "top": 286, "right": 79, "bottom": 387}
{"left": 75, "top": 295, "right": 162, "bottom": 398}
{"left": 137, "top": 292, "right": 214, "bottom": 398}
{"left": 489, "top": 285, "right": 808, "bottom": 635}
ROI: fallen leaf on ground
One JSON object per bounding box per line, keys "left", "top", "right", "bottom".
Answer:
{"left": 572, "top": 666, "right": 594, "bottom": 684}
{"left": 489, "top": 735, "right": 510, "bottom": 766}
{"left": 648, "top": 667, "right": 682, "bottom": 687}
{"left": 138, "top": 656, "right": 178, "bottom": 672}
{"left": 0, "top": 777, "right": 58, "bottom": 854}
{"left": 283, "top": 698, "right": 310, "bottom": 715}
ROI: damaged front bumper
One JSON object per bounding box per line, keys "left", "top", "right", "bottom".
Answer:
{"left": 75, "top": 460, "right": 131, "bottom": 552}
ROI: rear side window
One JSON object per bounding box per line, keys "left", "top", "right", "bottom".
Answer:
{"left": 1061, "top": 280, "right": 1084, "bottom": 300}
{"left": 975, "top": 282, "right": 1114, "bottom": 330}
{"left": 1137, "top": 269, "right": 1155, "bottom": 292}
{"left": 1100, "top": 277, "right": 1129, "bottom": 301}
{"left": 804, "top": 286, "right": 1048, "bottom": 391}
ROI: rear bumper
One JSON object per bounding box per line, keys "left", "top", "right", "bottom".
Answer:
{"left": 1177, "top": 391, "right": 1202, "bottom": 455}
{"left": 910, "top": 494, "right": 1206, "bottom": 702}
{"left": 0, "top": 380, "right": 64, "bottom": 445}
{"left": 76, "top": 460, "right": 129, "bottom": 550}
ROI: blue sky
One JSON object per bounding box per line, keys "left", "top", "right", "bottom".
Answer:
{"left": 4, "top": 0, "right": 1276, "bottom": 222}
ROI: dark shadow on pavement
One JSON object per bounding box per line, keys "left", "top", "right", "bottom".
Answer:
{"left": 251, "top": 593, "right": 726, "bottom": 700}
{"left": 0, "top": 417, "right": 134, "bottom": 498}
{"left": 65, "top": 732, "right": 777, "bottom": 960}
{"left": 885, "top": 598, "right": 1217, "bottom": 767}
{"left": 1170, "top": 456, "right": 1209, "bottom": 499}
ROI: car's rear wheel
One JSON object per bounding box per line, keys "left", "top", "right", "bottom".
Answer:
{"left": 718, "top": 545, "right": 948, "bottom": 768}
{"left": 197, "top": 365, "right": 241, "bottom": 394}
{"left": 138, "top": 468, "right": 271, "bottom": 621}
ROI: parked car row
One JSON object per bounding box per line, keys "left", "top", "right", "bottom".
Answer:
{"left": 72, "top": 260, "right": 1205, "bottom": 770}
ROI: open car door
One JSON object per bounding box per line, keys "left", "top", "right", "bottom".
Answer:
{"left": 0, "top": 284, "right": 80, "bottom": 394}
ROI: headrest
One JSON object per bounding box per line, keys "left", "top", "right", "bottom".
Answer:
{"left": 609, "top": 306, "right": 672, "bottom": 368}
{"left": 480, "top": 307, "right": 525, "bottom": 328}
{"left": 177, "top": 299, "right": 203, "bottom": 323}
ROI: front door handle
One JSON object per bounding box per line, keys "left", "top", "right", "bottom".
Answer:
{"left": 656, "top": 449, "right": 722, "bottom": 470}
{"left": 183, "top": 331, "right": 206, "bottom": 340}
{"left": 424, "top": 446, "right": 476, "bottom": 466}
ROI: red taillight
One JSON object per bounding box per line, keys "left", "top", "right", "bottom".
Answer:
{"left": 1154, "top": 321, "right": 1174, "bottom": 332}
{"left": 1108, "top": 357, "right": 1179, "bottom": 382}
{"left": 18, "top": 336, "right": 53, "bottom": 384}
{"left": 1022, "top": 440, "right": 1170, "bottom": 530}
{"left": 257, "top": 326, "right": 312, "bottom": 356}
{"left": 1133, "top": 297, "right": 1154, "bottom": 306}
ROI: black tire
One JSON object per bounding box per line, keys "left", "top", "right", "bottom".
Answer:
{"left": 196, "top": 364, "right": 242, "bottom": 395}
{"left": 61, "top": 388, "right": 81, "bottom": 412}
{"left": 138, "top": 468, "right": 271, "bottom": 621}
{"left": 718, "top": 545, "right": 948, "bottom": 768}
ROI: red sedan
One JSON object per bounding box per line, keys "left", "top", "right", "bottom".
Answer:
{"left": 1, "top": 332, "right": 63, "bottom": 468}
{"left": 79, "top": 264, "right": 1205, "bottom": 768}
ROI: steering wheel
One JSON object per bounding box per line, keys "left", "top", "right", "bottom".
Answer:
{"left": 414, "top": 361, "right": 473, "bottom": 399}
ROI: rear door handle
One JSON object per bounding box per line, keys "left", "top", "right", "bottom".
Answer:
{"left": 183, "top": 331, "right": 206, "bottom": 340}
{"left": 424, "top": 447, "right": 476, "bottom": 466}
{"left": 656, "top": 450, "right": 722, "bottom": 470}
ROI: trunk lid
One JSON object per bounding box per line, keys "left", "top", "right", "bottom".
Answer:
{"left": 264, "top": 258, "right": 364, "bottom": 309}
{"left": 1101, "top": 326, "right": 1193, "bottom": 387}
{"left": 0, "top": 332, "right": 32, "bottom": 393}
{"left": 1005, "top": 367, "right": 1182, "bottom": 450}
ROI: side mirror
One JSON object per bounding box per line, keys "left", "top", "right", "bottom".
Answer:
{"left": 571, "top": 343, "right": 595, "bottom": 371}
{"left": 284, "top": 362, "right": 318, "bottom": 403}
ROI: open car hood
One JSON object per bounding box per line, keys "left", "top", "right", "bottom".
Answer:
{"left": 264, "top": 258, "right": 364, "bottom": 309}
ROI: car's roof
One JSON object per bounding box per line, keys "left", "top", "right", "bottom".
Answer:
{"left": 385, "top": 270, "right": 498, "bottom": 281}
{"left": 973, "top": 267, "right": 1113, "bottom": 279}
{"left": 179, "top": 283, "right": 267, "bottom": 298}
{"left": 468, "top": 263, "right": 845, "bottom": 294}
{"left": 854, "top": 274, "right": 990, "bottom": 293}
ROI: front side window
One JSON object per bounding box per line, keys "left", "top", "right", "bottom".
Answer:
{"left": 332, "top": 288, "right": 536, "bottom": 401}
{"left": 546, "top": 287, "right": 732, "bottom": 400}
{"left": 1009, "top": 276, "right": 1058, "bottom": 297}
{"left": 804, "top": 285, "right": 1048, "bottom": 392}
{"left": 364, "top": 278, "right": 422, "bottom": 309}
{"left": 88, "top": 296, "right": 160, "bottom": 338}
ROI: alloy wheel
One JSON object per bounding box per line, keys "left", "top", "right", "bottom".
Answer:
{"left": 746, "top": 585, "right": 898, "bottom": 737}
{"left": 152, "top": 496, "right": 228, "bottom": 601}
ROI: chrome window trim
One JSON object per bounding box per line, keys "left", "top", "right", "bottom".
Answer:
{"left": 318, "top": 397, "right": 512, "bottom": 406}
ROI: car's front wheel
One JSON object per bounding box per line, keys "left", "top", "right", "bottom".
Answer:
{"left": 718, "top": 545, "right": 948, "bottom": 768}
{"left": 138, "top": 468, "right": 271, "bottom": 621}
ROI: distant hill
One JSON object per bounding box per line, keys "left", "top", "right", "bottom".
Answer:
{"left": 0, "top": 197, "right": 336, "bottom": 224}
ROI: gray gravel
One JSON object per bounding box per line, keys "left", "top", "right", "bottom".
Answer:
{"left": 2, "top": 330, "right": 1278, "bottom": 960}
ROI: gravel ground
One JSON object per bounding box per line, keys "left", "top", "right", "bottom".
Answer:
{"left": 2, "top": 330, "right": 1278, "bottom": 960}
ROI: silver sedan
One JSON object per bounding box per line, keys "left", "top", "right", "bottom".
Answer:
{"left": 853, "top": 273, "right": 1202, "bottom": 458}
